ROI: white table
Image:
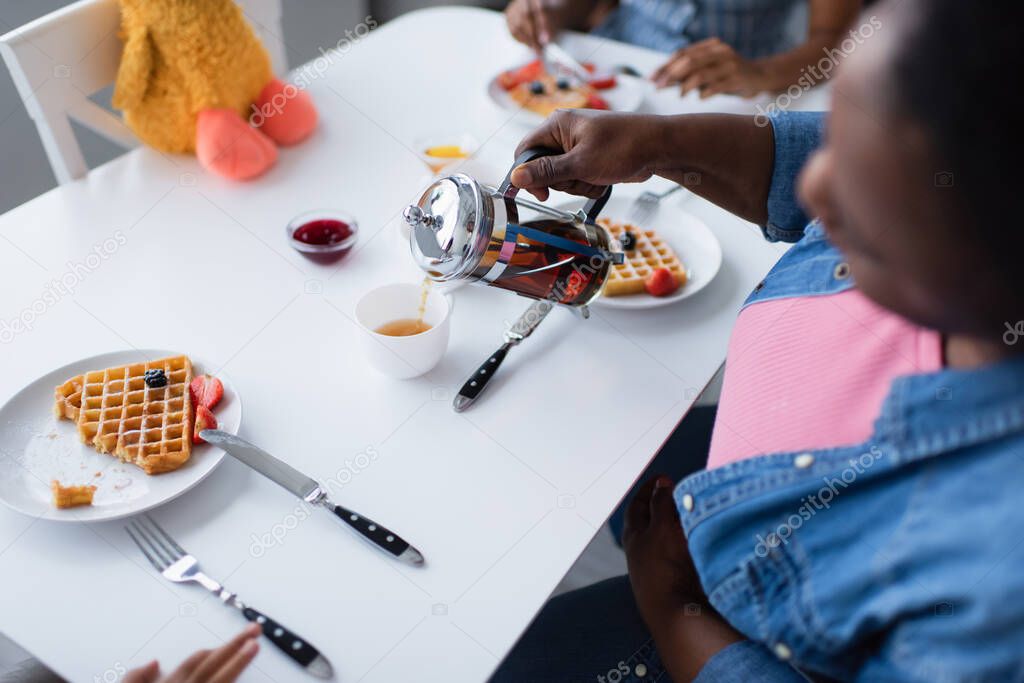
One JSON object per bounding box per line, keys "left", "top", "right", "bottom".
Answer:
{"left": 0, "top": 7, "right": 827, "bottom": 682}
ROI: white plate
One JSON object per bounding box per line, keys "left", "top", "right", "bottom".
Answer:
{"left": 558, "top": 195, "right": 723, "bottom": 310}
{"left": 487, "top": 66, "right": 648, "bottom": 126}
{"left": 0, "top": 349, "right": 241, "bottom": 522}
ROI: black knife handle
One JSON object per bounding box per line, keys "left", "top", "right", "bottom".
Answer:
{"left": 329, "top": 503, "right": 422, "bottom": 564}
{"left": 242, "top": 605, "right": 325, "bottom": 669}
{"left": 454, "top": 342, "right": 511, "bottom": 409}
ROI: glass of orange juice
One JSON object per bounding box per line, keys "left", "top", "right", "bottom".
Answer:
{"left": 413, "top": 133, "right": 479, "bottom": 177}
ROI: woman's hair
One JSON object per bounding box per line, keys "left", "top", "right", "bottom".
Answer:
{"left": 890, "top": 0, "right": 1020, "bottom": 279}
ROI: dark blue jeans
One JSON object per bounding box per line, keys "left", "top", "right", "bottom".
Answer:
{"left": 490, "top": 576, "right": 667, "bottom": 683}
{"left": 491, "top": 407, "right": 716, "bottom": 683}
{"left": 608, "top": 406, "right": 716, "bottom": 544}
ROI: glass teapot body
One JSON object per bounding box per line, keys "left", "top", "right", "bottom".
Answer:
{"left": 404, "top": 148, "right": 621, "bottom": 307}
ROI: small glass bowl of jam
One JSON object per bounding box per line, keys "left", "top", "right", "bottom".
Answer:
{"left": 286, "top": 210, "right": 358, "bottom": 263}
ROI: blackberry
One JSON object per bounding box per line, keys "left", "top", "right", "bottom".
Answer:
{"left": 144, "top": 368, "right": 168, "bottom": 388}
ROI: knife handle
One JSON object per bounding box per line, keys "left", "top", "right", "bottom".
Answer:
{"left": 329, "top": 503, "right": 424, "bottom": 565}
{"left": 453, "top": 342, "right": 512, "bottom": 412}
{"left": 241, "top": 605, "right": 329, "bottom": 672}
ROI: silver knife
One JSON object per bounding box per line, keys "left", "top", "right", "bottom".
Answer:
{"left": 543, "top": 43, "right": 592, "bottom": 83}
{"left": 200, "top": 430, "right": 425, "bottom": 566}
{"left": 453, "top": 299, "right": 554, "bottom": 412}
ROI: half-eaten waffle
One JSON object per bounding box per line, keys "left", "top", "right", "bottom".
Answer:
{"left": 53, "top": 355, "right": 194, "bottom": 474}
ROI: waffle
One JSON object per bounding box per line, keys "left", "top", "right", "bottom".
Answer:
{"left": 509, "top": 75, "right": 590, "bottom": 117}
{"left": 51, "top": 481, "right": 96, "bottom": 508}
{"left": 54, "top": 375, "right": 83, "bottom": 420}
{"left": 53, "top": 355, "right": 194, "bottom": 475}
{"left": 600, "top": 219, "right": 688, "bottom": 297}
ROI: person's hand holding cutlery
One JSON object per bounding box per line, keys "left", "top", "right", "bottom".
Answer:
{"left": 504, "top": 0, "right": 601, "bottom": 49}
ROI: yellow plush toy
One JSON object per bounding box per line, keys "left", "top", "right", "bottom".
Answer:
{"left": 112, "top": 0, "right": 317, "bottom": 180}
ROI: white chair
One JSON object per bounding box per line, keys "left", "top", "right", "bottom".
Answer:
{"left": 0, "top": 0, "right": 286, "bottom": 184}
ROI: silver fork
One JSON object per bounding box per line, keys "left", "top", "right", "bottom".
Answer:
{"left": 126, "top": 515, "right": 333, "bottom": 679}
{"left": 628, "top": 184, "right": 686, "bottom": 226}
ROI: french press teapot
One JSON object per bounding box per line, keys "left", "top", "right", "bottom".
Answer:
{"left": 404, "top": 148, "right": 623, "bottom": 310}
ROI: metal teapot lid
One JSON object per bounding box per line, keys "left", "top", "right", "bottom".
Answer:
{"left": 404, "top": 173, "right": 494, "bottom": 282}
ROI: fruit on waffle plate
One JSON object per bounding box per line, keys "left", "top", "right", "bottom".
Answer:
{"left": 506, "top": 73, "right": 608, "bottom": 118}
{"left": 488, "top": 58, "right": 646, "bottom": 123}
{"left": 554, "top": 194, "right": 722, "bottom": 309}
{"left": 54, "top": 355, "right": 196, "bottom": 475}
{"left": 600, "top": 219, "right": 688, "bottom": 297}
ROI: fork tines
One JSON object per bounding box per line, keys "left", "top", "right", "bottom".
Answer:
{"left": 627, "top": 192, "right": 660, "bottom": 226}
{"left": 125, "top": 514, "right": 187, "bottom": 572}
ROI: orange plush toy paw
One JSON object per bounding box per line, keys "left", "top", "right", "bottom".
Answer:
{"left": 196, "top": 110, "right": 278, "bottom": 180}
{"left": 251, "top": 78, "right": 319, "bottom": 146}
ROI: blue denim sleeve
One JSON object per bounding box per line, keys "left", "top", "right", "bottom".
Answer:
{"left": 694, "top": 641, "right": 806, "bottom": 683}
{"left": 762, "top": 111, "right": 827, "bottom": 243}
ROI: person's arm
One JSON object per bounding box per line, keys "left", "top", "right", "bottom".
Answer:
{"left": 510, "top": 110, "right": 774, "bottom": 224}
{"left": 752, "top": 0, "right": 863, "bottom": 94}
{"left": 652, "top": 0, "right": 861, "bottom": 98}
{"left": 510, "top": 109, "right": 826, "bottom": 242}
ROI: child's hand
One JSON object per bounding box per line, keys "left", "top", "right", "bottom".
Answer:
{"left": 652, "top": 38, "right": 768, "bottom": 98}
{"left": 124, "top": 624, "right": 260, "bottom": 683}
{"left": 505, "top": 0, "right": 596, "bottom": 49}
{"left": 623, "top": 476, "right": 703, "bottom": 631}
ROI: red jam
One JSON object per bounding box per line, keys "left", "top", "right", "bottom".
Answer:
{"left": 293, "top": 219, "right": 352, "bottom": 246}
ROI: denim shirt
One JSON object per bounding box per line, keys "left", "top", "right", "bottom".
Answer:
{"left": 679, "top": 112, "right": 1024, "bottom": 682}
{"left": 592, "top": 0, "right": 802, "bottom": 56}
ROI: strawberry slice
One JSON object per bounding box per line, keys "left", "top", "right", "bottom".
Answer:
{"left": 193, "top": 405, "right": 217, "bottom": 444}
{"left": 498, "top": 59, "right": 544, "bottom": 90}
{"left": 645, "top": 268, "right": 680, "bottom": 297}
{"left": 587, "top": 75, "right": 617, "bottom": 90}
{"left": 585, "top": 93, "right": 610, "bottom": 110}
{"left": 190, "top": 374, "right": 223, "bottom": 410}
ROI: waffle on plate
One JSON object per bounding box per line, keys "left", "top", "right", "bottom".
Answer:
{"left": 53, "top": 355, "right": 194, "bottom": 475}
{"left": 600, "top": 219, "right": 688, "bottom": 297}
{"left": 498, "top": 60, "right": 611, "bottom": 117}
{"left": 508, "top": 74, "right": 592, "bottom": 117}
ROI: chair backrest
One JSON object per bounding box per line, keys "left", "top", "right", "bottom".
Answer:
{"left": 0, "top": 0, "right": 286, "bottom": 185}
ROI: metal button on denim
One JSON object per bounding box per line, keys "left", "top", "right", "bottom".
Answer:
{"left": 834, "top": 262, "right": 851, "bottom": 279}
{"left": 794, "top": 453, "right": 815, "bottom": 469}
{"left": 773, "top": 643, "right": 793, "bottom": 660}
{"left": 682, "top": 494, "right": 694, "bottom": 511}
{"left": 634, "top": 663, "right": 648, "bottom": 677}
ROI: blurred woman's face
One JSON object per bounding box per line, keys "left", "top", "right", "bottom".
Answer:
{"left": 797, "top": 12, "right": 999, "bottom": 336}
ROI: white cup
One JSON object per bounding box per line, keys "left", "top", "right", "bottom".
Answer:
{"left": 354, "top": 283, "right": 451, "bottom": 379}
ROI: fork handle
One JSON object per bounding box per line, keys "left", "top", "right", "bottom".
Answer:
{"left": 242, "top": 606, "right": 328, "bottom": 671}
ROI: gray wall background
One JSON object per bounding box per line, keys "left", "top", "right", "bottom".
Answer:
{"left": 0, "top": 0, "right": 501, "bottom": 215}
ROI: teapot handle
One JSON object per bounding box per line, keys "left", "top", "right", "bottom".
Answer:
{"left": 500, "top": 146, "right": 612, "bottom": 224}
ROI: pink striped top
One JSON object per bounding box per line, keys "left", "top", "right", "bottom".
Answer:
{"left": 707, "top": 289, "right": 943, "bottom": 468}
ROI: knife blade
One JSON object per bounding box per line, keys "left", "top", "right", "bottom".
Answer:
{"left": 453, "top": 299, "right": 553, "bottom": 412}
{"left": 543, "top": 43, "right": 592, "bottom": 83}
{"left": 201, "top": 430, "right": 424, "bottom": 566}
